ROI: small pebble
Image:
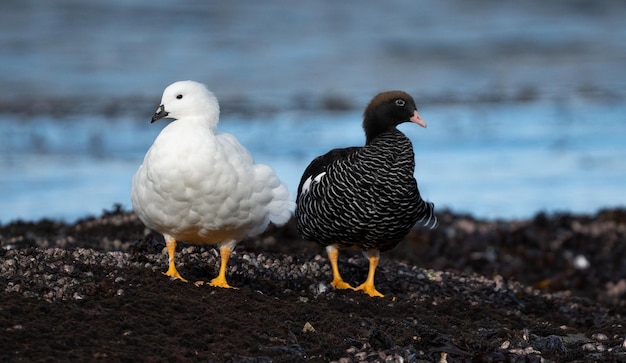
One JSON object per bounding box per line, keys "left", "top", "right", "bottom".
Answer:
{"left": 592, "top": 333, "right": 608, "bottom": 341}
{"left": 302, "top": 322, "right": 316, "bottom": 333}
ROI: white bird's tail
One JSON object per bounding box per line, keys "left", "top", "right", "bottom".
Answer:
{"left": 254, "top": 164, "right": 295, "bottom": 227}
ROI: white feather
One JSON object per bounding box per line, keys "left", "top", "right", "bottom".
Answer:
{"left": 300, "top": 171, "right": 326, "bottom": 196}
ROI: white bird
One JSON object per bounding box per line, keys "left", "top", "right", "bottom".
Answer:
{"left": 131, "top": 80, "right": 294, "bottom": 288}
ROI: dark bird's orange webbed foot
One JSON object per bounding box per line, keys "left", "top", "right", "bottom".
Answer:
{"left": 326, "top": 245, "right": 355, "bottom": 291}
{"left": 356, "top": 250, "right": 384, "bottom": 298}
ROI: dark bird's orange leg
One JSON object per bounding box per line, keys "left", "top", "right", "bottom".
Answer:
{"left": 355, "top": 249, "right": 384, "bottom": 298}
{"left": 326, "top": 245, "right": 355, "bottom": 290}
{"left": 162, "top": 237, "right": 188, "bottom": 282}
{"left": 209, "top": 245, "right": 237, "bottom": 289}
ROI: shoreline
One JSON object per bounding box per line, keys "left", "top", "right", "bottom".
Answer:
{"left": 2, "top": 203, "right": 624, "bottom": 226}
{"left": 1, "top": 207, "right": 625, "bottom": 361}
{"left": 2, "top": 206, "right": 625, "bottom": 304}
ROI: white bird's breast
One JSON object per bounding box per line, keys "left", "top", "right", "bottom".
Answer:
{"left": 131, "top": 120, "right": 266, "bottom": 243}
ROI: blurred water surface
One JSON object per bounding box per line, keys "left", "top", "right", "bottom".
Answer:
{"left": 1, "top": 0, "right": 625, "bottom": 222}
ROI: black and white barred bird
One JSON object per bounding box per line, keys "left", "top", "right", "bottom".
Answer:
{"left": 296, "top": 90, "right": 437, "bottom": 297}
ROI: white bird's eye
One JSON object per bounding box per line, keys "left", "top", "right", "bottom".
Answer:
{"left": 395, "top": 99, "right": 405, "bottom": 107}
{"left": 176, "top": 94, "right": 183, "bottom": 99}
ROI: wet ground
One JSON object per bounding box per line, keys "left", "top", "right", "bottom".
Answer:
{"left": 1, "top": 207, "right": 625, "bottom": 362}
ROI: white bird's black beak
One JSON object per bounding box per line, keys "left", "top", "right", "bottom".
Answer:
{"left": 151, "top": 104, "right": 169, "bottom": 123}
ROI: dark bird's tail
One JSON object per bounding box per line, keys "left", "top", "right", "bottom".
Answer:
{"left": 416, "top": 200, "right": 438, "bottom": 229}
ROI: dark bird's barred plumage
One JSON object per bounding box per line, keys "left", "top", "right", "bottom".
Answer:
{"left": 296, "top": 91, "right": 437, "bottom": 253}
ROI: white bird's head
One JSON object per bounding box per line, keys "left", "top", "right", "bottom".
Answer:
{"left": 151, "top": 80, "right": 220, "bottom": 130}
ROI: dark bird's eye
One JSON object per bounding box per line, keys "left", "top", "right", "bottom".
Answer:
{"left": 176, "top": 94, "right": 183, "bottom": 99}
{"left": 395, "top": 99, "right": 405, "bottom": 107}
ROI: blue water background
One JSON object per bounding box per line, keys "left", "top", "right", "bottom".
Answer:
{"left": 1, "top": 1, "right": 625, "bottom": 222}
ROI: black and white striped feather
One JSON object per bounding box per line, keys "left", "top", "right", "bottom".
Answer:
{"left": 296, "top": 128, "right": 437, "bottom": 252}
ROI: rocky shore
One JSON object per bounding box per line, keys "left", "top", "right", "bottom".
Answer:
{"left": 1, "top": 207, "right": 625, "bottom": 362}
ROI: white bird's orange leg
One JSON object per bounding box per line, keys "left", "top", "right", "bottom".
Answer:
{"left": 209, "top": 245, "right": 237, "bottom": 289}
{"left": 162, "top": 237, "right": 188, "bottom": 282}
{"left": 326, "top": 245, "right": 355, "bottom": 290}
{"left": 355, "top": 249, "right": 384, "bottom": 298}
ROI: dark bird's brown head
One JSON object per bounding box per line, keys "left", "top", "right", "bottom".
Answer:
{"left": 363, "top": 90, "right": 426, "bottom": 143}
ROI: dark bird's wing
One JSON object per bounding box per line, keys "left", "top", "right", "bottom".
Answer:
{"left": 296, "top": 147, "right": 361, "bottom": 198}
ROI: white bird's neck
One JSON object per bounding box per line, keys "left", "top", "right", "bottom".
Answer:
{"left": 168, "top": 111, "right": 220, "bottom": 134}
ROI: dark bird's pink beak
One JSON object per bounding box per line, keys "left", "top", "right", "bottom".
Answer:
{"left": 410, "top": 110, "right": 427, "bottom": 128}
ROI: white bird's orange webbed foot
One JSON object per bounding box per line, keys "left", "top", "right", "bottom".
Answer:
{"left": 162, "top": 267, "right": 188, "bottom": 282}
{"left": 209, "top": 276, "right": 237, "bottom": 289}
{"left": 209, "top": 244, "right": 238, "bottom": 289}
{"left": 162, "top": 238, "right": 188, "bottom": 282}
